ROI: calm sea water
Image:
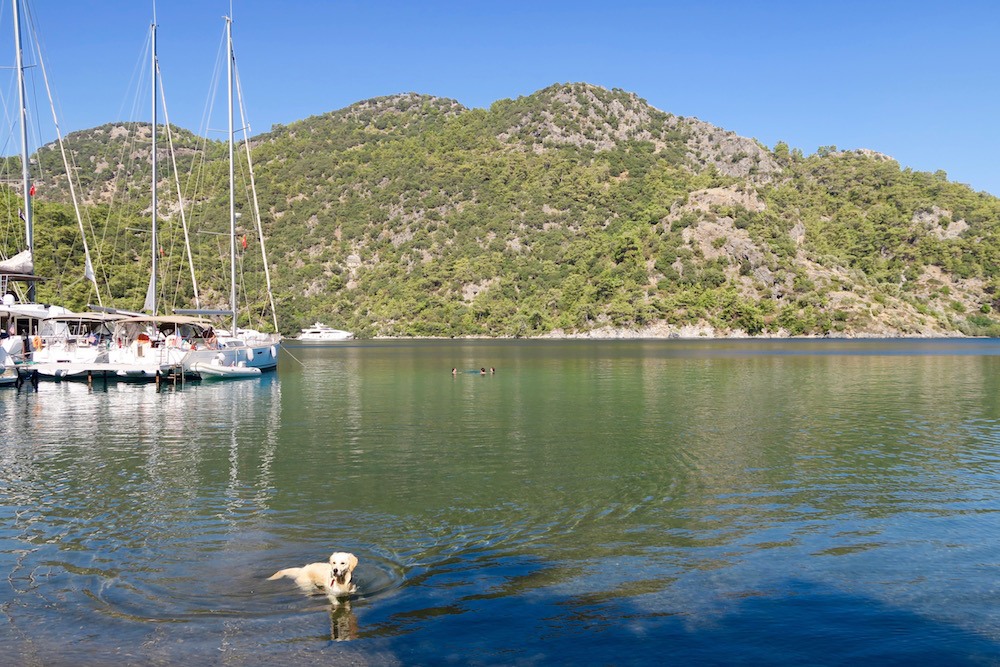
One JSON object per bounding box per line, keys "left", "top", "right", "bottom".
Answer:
{"left": 3, "top": 339, "right": 1000, "bottom": 665}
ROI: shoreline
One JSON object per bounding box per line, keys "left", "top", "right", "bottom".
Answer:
{"left": 360, "top": 320, "right": 971, "bottom": 341}
{"left": 364, "top": 328, "right": 974, "bottom": 341}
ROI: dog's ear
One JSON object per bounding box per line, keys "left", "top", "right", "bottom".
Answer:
{"left": 347, "top": 553, "right": 358, "bottom": 572}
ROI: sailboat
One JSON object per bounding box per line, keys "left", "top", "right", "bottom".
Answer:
{"left": 0, "top": 0, "right": 51, "bottom": 372}
{"left": 177, "top": 15, "right": 279, "bottom": 379}
{"left": 40, "top": 17, "right": 191, "bottom": 383}
{"left": 36, "top": 14, "right": 276, "bottom": 383}
{"left": 36, "top": 16, "right": 213, "bottom": 383}
{"left": 0, "top": 0, "right": 101, "bottom": 384}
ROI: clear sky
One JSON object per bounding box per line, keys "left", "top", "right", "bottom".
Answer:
{"left": 4, "top": 0, "right": 999, "bottom": 195}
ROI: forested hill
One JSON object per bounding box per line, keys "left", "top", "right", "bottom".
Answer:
{"left": 13, "top": 82, "right": 1000, "bottom": 338}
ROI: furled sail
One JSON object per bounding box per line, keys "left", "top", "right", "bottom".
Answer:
{"left": 143, "top": 271, "right": 156, "bottom": 313}
{"left": 0, "top": 249, "right": 32, "bottom": 274}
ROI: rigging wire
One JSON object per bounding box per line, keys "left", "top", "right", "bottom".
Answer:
{"left": 0, "top": 2, "right": 23, "bottom": 261}
{"left": 181, "top": 20, "right": 271, "bottom": 327}
{"left": 175, "top": 19, "right": 227, "bottom": 310}
{"left": 0, "top": 4, "right": 278, "bottom": 327}
{"left": 233, "top": 51, "right": 278, "bottom": 333}
{"left": 99, "top": 29, "right": 153, "bottom": 312}
{"left": 23, "top": 0, "right": 103, "bottom": 305}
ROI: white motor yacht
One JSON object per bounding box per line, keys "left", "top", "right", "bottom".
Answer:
{"left": 296, "top": 322, "right": 354, "bottom": 341}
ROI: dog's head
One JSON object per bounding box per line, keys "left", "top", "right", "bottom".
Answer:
{"left": 329, "top": 552, "right": 358, "bottom": 586}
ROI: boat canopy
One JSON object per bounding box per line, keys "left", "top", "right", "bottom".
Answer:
{"left": 113, "top": 315, "right": 216, "bottom": 341}
{"left": 117, "top": 315, "right": 214, "bottom": 326}
{"left": 42, "top": 312, "right": 125, "bottom": 324}
{"left": 39, "top": 312, "right": 124, "bottom": 338}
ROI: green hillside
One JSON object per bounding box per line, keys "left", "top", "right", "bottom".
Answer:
{"left": 6, "top": 83, "right": 1000, "bottom": 338}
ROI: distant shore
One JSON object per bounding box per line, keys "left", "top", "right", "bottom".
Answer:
{"left": 363, "top": 324, "right": 970, "bottom": 341}
{"left": 534, "top": 323, "right": 965, "bottom": 339}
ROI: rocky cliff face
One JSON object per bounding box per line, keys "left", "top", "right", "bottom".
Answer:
{"left": 494, "top": 83, "right": 781, "bottom": 183}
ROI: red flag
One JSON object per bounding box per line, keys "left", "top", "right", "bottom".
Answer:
{"left": 28, "top": 184, "right": 35, "bottom": 196}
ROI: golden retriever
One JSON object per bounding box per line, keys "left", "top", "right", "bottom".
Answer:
{"left": 267, "top": 551, "right": 358, "bottom": 599}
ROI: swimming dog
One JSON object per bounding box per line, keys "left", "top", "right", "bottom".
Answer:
{"left": 267, "top": 551, "right": 358, "bottom": 599}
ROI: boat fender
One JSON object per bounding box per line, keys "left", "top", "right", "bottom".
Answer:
{"left": 270, "top": 345, "right": 277, "bottom": 358}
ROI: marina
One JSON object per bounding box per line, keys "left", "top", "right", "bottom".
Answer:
{"left": 0, "top": 6, "right": 279, "bottom": 387}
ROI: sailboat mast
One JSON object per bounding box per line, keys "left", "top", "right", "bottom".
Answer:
{"left": 227, "top": 16, "right": 237, "bottom": 336}
{"left": 12, "top": 0, "right": 33, "bottom": 301}
{"left": 149, "top": 20, "right": 158, "bottom": 314}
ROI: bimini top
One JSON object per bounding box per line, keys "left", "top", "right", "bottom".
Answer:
{"left": 116, "top": 315, "right": 214, "bottom": 326}
{"left": 42, "top": 312, "right": 126, "bottom": 324}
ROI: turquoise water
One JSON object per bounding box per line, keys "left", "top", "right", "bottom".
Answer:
{"left": 3, "top": 339, "right": 1000, "bottom": 665}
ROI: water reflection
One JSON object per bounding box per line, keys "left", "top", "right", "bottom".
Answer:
{"left": 3, "top": 341, "right": 1000, "bottom": 664}
{"left": 329, "top": 602, "right": 358, "bottom": 642}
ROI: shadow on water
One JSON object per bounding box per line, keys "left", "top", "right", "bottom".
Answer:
{"left": 347, "top": 574, "right": 1000, "bottom": 666}
{"left": 46, "top": 567, "right": 991, "bottom": 667}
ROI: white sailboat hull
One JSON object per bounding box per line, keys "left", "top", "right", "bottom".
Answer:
{"left": 33, "top": 361, "right": 183, "bottom": 381}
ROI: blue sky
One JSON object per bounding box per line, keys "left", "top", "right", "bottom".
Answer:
{"left": 4, "top": 1, "right": 999, "bottom": 195}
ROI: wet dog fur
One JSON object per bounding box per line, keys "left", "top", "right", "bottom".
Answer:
{"left": 267, "top": 551, "right": 358, "bottom": 600}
